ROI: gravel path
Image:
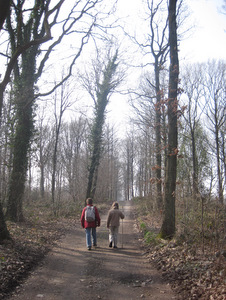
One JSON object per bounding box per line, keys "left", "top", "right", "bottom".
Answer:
{"left": 9, "top": 201, "right": 177, "bottom": 300}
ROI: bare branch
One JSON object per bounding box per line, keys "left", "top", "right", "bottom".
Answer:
{"left": 0, "top": 0, "right": 65, "bottom": 114}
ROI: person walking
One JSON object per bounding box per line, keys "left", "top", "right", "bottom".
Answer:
{"left": 107, "top": 202, "right": 125, "bottom": 249}
{"left": 81, "top": 198, "right": 101, "bottom": 250}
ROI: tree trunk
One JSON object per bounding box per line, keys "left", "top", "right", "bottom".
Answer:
{"left": 0, "top": 0, "right": 12, "bottom": 237}
{"left": 6, "top": 60, "right": 35, "bottom": 221}
{"left": 154, "top": 60, "right": 163, "bottom": 209}
{"left": 215, "top": 124, "right": 224, "bottom": 204}
{"left": 5, "top": 0, "right": 47, "bottom": 221}
{"left": 40, "top": 162, "right": 45, "bottom": 199}
{"left": 191, "top": 128, "right": 199, "bottom": 198}
{"left": 0, "top": 201, "right": 10, "bottom": 242}
{"left": 160, "top": 0, "right": 179, "bottom": 239}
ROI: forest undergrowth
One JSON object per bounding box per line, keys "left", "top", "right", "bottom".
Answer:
{"left": 134, "top": 197, "right": 226, "bottom": 300}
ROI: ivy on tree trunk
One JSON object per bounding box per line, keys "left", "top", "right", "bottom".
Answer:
{"left": 6, "top": 47, "right": 37, "bottom": 222}
{"left": 5, "top": 1, "right": 45, "bottom": 222}
{"left": 86, "top": 51, "right": 119, "bottom": 199}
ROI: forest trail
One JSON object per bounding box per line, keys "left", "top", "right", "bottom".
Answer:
{"left": 8, "top": 202, "right": 176, "bottom": 300}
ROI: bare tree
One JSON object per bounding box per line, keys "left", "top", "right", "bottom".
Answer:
{"left": 180, "top": 63, "right": 205, "bottom": 198}
{"left": 126, "top": 134, "right": 135, "bottom": 201}
{"left": 204, "top": 60, "right": 226, "bottom": 204}
{"left": 51, "top": 81, "right": 73, "bottom": 215}
{"left": 35, "top": 112, "right": 53, "bottom": 200}
{"left": 61, "top": 117, "right": 88, "bottom": 203}
{"left": 127, "top": 0, "right": 171, "bottom": 208}
{"left": 94, "top": 124, "right": 121, "bottom": 202}
{"left": 146, "top": 0, "right": 169, "bottom": 208}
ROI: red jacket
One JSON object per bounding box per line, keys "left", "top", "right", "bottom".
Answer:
{"left": 81, "top": 205, "right": 101, "bottom": 229}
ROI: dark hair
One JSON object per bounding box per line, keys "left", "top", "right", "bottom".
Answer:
{"left": 112, "top": 202, "right": 119, "bottom": 209}
{"left": 86, "top": 198, "right": 93, "bottom": 205}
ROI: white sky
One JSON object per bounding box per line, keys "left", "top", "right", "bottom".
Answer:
{"left": 180, "top": 0, "right": 226, "bottom": 62}
{"left": 115, "top": 0, "right": 226, "bottom": 62}
{"left": 107, "top": 0, "right": 226, "bottom": 136}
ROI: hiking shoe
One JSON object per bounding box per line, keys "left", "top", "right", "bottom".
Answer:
{"left": 93, "top": 244, "right": 97, "bottom": 247}
{"left": 113, "top": 246, "right": 118, "bottom": 249}
{"left": 88, "top": 247, "right": 91, "bottom": 250}
{"left": 109, "top": 242, "right": 112, "bottom": 248}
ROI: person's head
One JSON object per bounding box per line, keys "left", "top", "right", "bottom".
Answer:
{"left": 112, "top": 202, "right": 119, "bottom": 209}
{"left": 86, "top": 198, "right": 93, "bottom": 205}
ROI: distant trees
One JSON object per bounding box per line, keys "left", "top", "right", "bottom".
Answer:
{"left": 204, "top": 60, "right": 225, "bottom": 204}
{"left": 180, "top": 60, "right": 225, "bottom": 203}
{"left": 123, "top": 133, "right": 136, "bottom": 201}
{"left": 180, "top": 64, "right": 205, "bottom": 199}
{"left": 51, "top": 81, "right": 73, "bottom": 215}
{"left": 60, "top": 117, "right": 88, "bottom": 203}
{"left": 35, "top": 111, "right": 52, "bottom": 200}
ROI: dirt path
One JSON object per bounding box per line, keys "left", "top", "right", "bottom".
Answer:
{"left": 9, "top": 202, "right": 176, "bottom": 300}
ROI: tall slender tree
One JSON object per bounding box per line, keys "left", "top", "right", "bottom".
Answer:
{"left": 181, "top": 64, "right": 204, "bottom": 199}
{"left": 127, "top": 0, "right": 170, "bottom": 208}
{"left": 147, "top": 0, "right": 169, "bottom": 209}
{"left": 51, "top": 81, "right": 72, "bottom": 215}
{"left": 204, "top": 60, "right": 225, "bottom": 204}
{"left": 160, "top": 0, "right": 179, "bottom": 239}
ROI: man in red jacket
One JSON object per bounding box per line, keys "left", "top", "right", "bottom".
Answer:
{"left": 81, "top": 198, "right": 101, "bottom": 250}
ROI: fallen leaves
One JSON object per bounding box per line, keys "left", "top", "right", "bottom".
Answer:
{"left": 0, "top": 218, "right": 69, "bottom": 299}
{"left": 141, "top": 238, "right": 226, "bottom": 300}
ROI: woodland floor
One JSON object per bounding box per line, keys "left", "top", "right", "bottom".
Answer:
{"left": 0, "top": 201, "right": 225, "bottom": 300}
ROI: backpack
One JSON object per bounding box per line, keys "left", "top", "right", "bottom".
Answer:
{"left": 85, "top": 206, "right": 96, "bottom": 222}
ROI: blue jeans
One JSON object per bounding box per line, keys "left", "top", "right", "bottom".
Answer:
{"left": 85, "top": 227, "right": 97, "bottom": 248}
